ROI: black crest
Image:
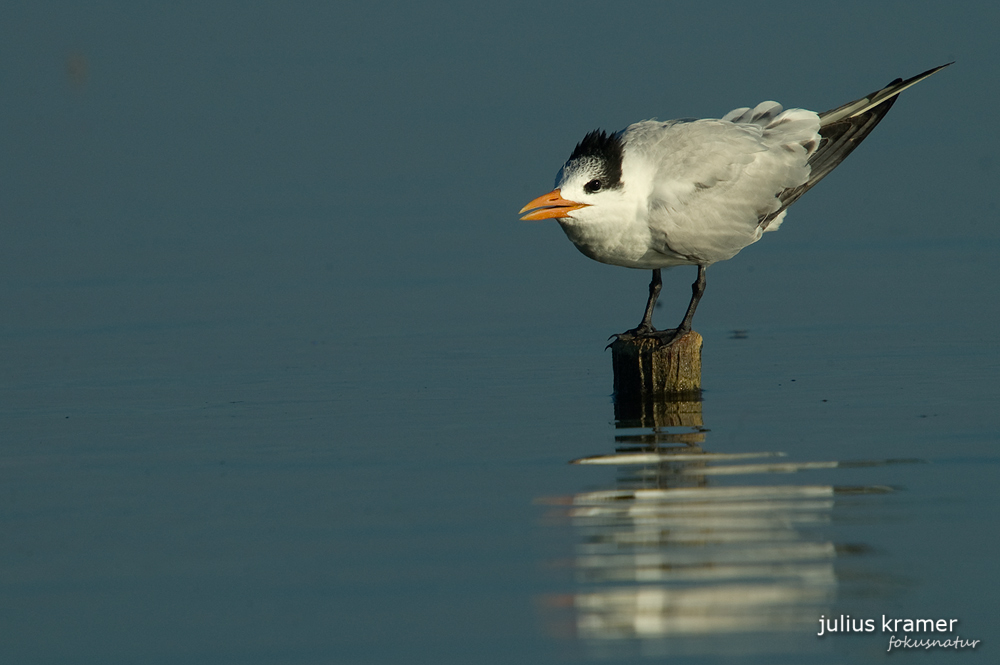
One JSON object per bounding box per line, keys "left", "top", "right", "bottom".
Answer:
{"left": 566, "top": 129, "right": 625, "bottom": 189}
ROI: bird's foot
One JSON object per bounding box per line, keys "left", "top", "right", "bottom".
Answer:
{"left": 607, "top": 326, "right": 689, "bottom": 348}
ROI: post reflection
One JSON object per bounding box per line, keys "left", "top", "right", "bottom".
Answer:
{"left": 541, "top": 391, "right": 899, "bottom": 658}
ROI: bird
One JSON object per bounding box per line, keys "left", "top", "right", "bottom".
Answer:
{"left": 520, "top": 64, "right": 950, "bottom": 343}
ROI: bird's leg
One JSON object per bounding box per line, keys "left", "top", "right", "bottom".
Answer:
{"left": 609, "top": 270, "right": 663, "bottom": 344}
{"left": 635, "top": 269, "right": 662, "bottom": 334}
{"left": 611, "top": 266, "right": 705, "bottom": 345}
{"left": 673, "top": 264, "right": 707, "bottom": 337}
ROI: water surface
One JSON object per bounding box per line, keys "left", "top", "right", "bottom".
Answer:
{"left": 1, "top": 3, "right": 997, "bottom": 663}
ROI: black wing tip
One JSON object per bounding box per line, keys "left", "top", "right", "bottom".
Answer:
{"left": 891, "top": 61, "right": 954, "bottom": 88}
{"left": 926, "top": 61, "right": 955, "bottom": 74}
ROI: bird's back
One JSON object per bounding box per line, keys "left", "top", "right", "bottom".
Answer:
{"left": 624, "top": 104, "right": 820, "bottom": 266}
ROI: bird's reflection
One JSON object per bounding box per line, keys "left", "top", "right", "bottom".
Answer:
{"left": 541, "top": 391, "right": 906, "bottom": 658}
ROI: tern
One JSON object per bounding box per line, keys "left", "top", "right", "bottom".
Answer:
{"left": 520, "top": 64, "right": 950, "bottom": 342}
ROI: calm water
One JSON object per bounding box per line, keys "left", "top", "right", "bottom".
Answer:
{"left": 2, "top": 3, "right": 997, "bottom": 664}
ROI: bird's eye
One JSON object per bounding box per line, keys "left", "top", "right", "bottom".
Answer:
{"left": 584, "top": 179, "right": 602, "bottom": 193}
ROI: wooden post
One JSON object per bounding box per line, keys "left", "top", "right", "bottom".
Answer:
{"left": 610, "top": 331, "right": 702, "bottom": 400}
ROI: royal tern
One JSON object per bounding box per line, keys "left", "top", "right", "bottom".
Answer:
{"left": 520, "top": 64, "right": 950, "bottom": 342}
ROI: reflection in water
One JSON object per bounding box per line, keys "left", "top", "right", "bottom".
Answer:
{"left": 542, "top": 393, "right": 907, "bottom": 658}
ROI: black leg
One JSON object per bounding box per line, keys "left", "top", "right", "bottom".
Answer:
{"left": 675, "top": 264, "right": 707, "bottom": 336}
{"left": 612, "top": 265, "right": 706, "bottom": 345}
{"left": 636, "top": 269, "right": 662, "bottom": 334}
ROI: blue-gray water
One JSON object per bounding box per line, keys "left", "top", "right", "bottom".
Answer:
{"left": 2, "top": 3, "right": 997, "bottom": 663}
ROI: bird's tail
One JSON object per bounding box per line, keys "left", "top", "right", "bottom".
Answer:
{"left": 771, "top": 63, "right": 952, "bottom": 215}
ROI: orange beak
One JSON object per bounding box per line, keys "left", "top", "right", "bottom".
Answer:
{"left": 519, "top": 189, "right": 589, "bottom": 221}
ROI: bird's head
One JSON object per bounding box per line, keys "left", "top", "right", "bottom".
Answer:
{"left": 520, "top": 129, "right": 627, "bottom": 222}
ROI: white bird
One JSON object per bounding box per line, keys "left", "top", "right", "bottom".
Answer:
{"left": 520, "top": 64, "right": 950, "bottom": 342}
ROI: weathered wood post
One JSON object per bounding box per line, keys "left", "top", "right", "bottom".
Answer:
{"left": 610, "top": 331, "right": 702, "bottom": 399}
{"left": 611, "top": 331, "right": 703, "bottom": 429}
